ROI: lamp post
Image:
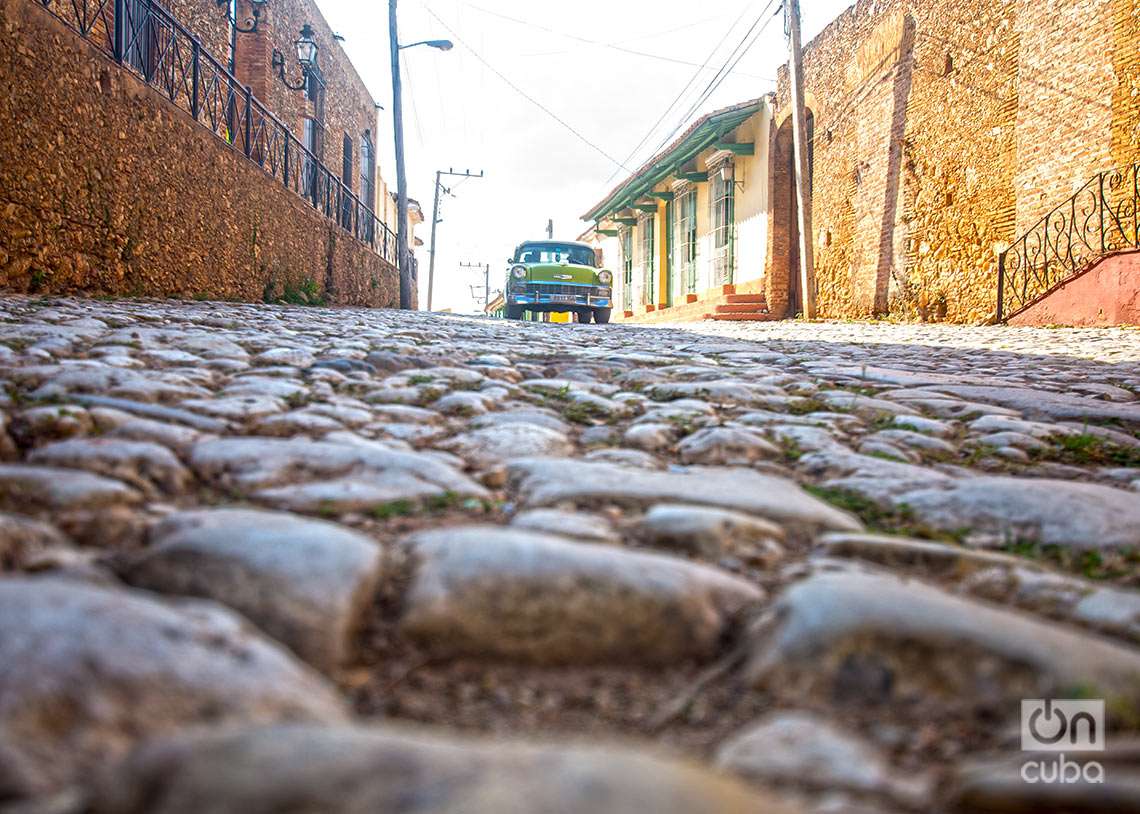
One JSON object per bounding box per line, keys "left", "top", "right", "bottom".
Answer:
{"left": 389, "top": 0, "right": 452, "bottom": 310}
{"left": 272, "top": 24, "right": 319, "bottom": 90}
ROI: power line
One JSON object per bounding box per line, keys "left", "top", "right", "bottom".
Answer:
{"left": 652, "top": 0, "right": 783, "bottom": 158}
{"left": 423, "top": 6, "right": 631, "bottom": 172}
{"left": 606, "top": 0, "right": 784, "bottom": 188}
{"left": 401, "top": 51, "right": 426, "bottom": 147}
{"left": 464, "top": 3, "right": 774, "bottom": 81}
{"left": 600, "top": 0, "right": 765, "bottom": 188}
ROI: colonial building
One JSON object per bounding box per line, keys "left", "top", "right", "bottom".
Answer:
{"left": 583, "top": 99, "right": 777, "bottom": 323}
{"left": 586, "top": 0, "right": 1140, "bottom": 326}
{"left": 1, "top": 0, "right": 409, "bottom": 305}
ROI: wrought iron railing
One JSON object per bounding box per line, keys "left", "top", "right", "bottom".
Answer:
{"left": 34, "top": 0, "right": 397, "bottom": 263}
{"left": 998, "top": 163, "right": 1139, "bottom": 321}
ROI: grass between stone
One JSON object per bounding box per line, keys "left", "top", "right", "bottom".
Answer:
{"left": 803, "top": 484, "right": 967, "bottom": 544}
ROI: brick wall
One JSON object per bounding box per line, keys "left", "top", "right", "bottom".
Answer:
{"left": 238, "top": 0, "right": 380, "bottom": 208}
{"left": 771, "top": 0, "right": 1140, "bottom": 323}
{"left": 0, "top": 0, "right": 398, "bottom": 306}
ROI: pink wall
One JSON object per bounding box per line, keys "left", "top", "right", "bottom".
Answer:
{"left": 1009, "top": 252, "right": 1140, "bottom": 327}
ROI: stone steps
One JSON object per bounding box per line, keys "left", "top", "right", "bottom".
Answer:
{"left": 617, "top": 284, "right": 776, "bottom": 324}
{"left": 707, "top": 311, "right": 779, "bottom": 321}
{"left": 705, "top": 291, "right": 773, "bottom": 321}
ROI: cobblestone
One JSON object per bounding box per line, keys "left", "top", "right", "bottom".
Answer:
{"left": 0, "top": 297, "right": 1137, "bottom": 811}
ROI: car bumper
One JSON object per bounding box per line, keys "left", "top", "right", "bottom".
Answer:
{"left": 508, "top": 283, "right": 612, "bottom": 309}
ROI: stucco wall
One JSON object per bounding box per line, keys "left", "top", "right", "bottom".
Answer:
{"left": 0, "top": 0, "right": 398, "bottom": 306}
{"left": 733, "top": 109, "right": 772, "bottom": 292}
{"left": 1008, "top": 251, "right": 1140, "bottom": 326}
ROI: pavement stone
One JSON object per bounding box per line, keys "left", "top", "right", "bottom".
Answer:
{"left": 0, "top": 296, "right": 1137, "bottom": 812}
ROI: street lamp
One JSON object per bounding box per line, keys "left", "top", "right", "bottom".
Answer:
{"left": 399, "top": 39, "right": 453, "bottom": 51}
{"left": 389, "top": 0, "right": 452, "bottom": 310}
{"left": 272, "top": 24, "right": 319, "bottom": 91}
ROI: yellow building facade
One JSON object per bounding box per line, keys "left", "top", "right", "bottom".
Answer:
{"left": 582, "top": 99, "right": 777, "bottom": 323}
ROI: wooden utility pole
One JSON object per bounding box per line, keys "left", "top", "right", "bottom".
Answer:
{"left": 426, "top": 169, "right": 484, "bottom": 312}
{"left": 459, "top": 261, "right": 491, "bottom": 312}
{"left": 426, "top": 171, "right": 443, "bottom": 312}
{"left": 786, "top": 0, "right": 817, "bottom": 318}
{"left": 389, "top": 0, "right": 413, "bottom": 309}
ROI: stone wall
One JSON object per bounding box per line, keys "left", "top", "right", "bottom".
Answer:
{"left": 771, "top": 0, "right": 1140, "bottom": 323}
{"left": 0, "top": 0, "right": 398, "bottom": 307}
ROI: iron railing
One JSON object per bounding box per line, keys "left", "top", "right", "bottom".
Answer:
{"left": 998, "top": 163, "right": 1139, "bottom": 321}
{"left": 35, "top": 0, "right": 397, "bottom": 263}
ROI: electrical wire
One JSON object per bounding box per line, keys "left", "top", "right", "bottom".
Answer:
{"left": 598, "top": 0, "right": 757, "bottom": 187}
{"left": 464, "top": 3, "right": 772, "bottom": 80}
{"left": 422, "top": 5, "right": 632, "bottom": 172}
{"left": 654, "top": 0, "right": 782, "bottom": 155}
{"left": 604, "top": 0, "right": 783, "bottom": 188}
{"left": 401, "top": 51, "right": 426, "bottom": 147}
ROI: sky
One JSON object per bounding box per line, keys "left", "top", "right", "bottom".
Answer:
{"left": 314, "top": 0, "right": 854, "bottom": 313}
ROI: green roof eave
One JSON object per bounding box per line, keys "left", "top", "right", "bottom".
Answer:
{"left": 582, "top": 99, "right": 763, "bottom": 222}
{"left": 715, "top": 141, "right": 755, "bottom": 155}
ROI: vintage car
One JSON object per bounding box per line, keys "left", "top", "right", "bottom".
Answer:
{"left": 504, "top": 240, "right": 613, "bottom": 323}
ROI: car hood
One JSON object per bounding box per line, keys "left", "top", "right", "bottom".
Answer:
{"left": 526, "top": 264, "right": 597, "bottom": 285}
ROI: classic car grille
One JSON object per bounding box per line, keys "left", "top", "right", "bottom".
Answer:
{"left": 525, "top": 283, "right": 591, "bottom": 296}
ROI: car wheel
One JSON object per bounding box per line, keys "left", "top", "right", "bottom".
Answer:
{"left": 593, "top": 308, "right": 612, "bottom": 324}
{"left": 577, "top": 309, "right": 593, "bottom": 324}
{"left": 507, "top": 305, "right": 525, "bottom": 320}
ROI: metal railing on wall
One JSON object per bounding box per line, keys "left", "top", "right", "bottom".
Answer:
{"left": 34, "top": 0, "right": 397, "bottom": 264}
{"left": 998, "top": 163, "right": 1139, "bottom": 322}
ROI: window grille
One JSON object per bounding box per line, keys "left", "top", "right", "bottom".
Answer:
{"left": 639, "top": 211, "right": 656, "bottom": 305}
{"left": 710, "top": 161, "right": 735, "bottom": 285}
{"left": 34, "top": 0, "right": 396, "bottom": 260}
{"left": 674, "top": 185, "right": 698, "bottom": 294}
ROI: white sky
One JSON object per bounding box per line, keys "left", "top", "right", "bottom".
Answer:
{"left": 314, "top": 0, "right": 853, "bottom": 312}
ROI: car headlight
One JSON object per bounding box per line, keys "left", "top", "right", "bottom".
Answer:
{"left": 597, "top": 270, "right": 613, "bottom": 285}
{"left": 511, "top": 266, "right": 527, "bottom": 280}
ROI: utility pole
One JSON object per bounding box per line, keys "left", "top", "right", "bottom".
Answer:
{"left": 786, "top": 0, "right": 817, "bottom": 319}
{"left": 388, "top": 0, "right": 412, "bottom": 310}
{"left": 426, "top": 171, "right": 443, "bottom": 312}
{"left": 459, "top": 261, "right": 491, "bottom": 313}
{"left": 546, "top": 219, "right": 554, "bottom": 240}
{"left": 388, "top": 12, "right": 453, "bottom": 310}
{"left": 426, "top": 168, "right": 485, "bottom": 312}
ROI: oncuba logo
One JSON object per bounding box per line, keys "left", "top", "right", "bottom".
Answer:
{"left": 1020, "top": 699, "right": 1105, "bottom": 785}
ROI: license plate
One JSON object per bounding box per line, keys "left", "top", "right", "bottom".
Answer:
{"left": 551, "top": 295, "right": 578, "bottom": 303}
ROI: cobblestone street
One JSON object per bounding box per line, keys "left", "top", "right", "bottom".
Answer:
{"left": 1, "top": 296, "right": 1139, "bottom": 812}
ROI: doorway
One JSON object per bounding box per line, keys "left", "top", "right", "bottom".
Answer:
{"left": 665, "top": 200, "right": 675, "bottom": 307}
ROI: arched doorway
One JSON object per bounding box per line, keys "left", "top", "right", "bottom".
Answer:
{"left": 770, "top": 111, "right": 813, "bottom": 317}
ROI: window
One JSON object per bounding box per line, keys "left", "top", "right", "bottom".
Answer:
{"left": 301, "top": 69, "right": 325, "bottom": 207}
{"left": 360, "top": 131, "right": 376, "bottom": 243}
{"left": 674, "top": 185, "right": 698, "bottom": 294}
{"left": 341, "top": 133, "right": 353, "bottom": 228}
{"left": 621, "top": 228, "right": 633, "bottom": 311}
{"left": 514, "top": 244, "right": 596, "bottom": 266}
{"left": 302, "top": 118, "right": 319, "bottom": 203}
{"left": 122, "top": 0, "right": 157, "bottom": 81}
{"left": 639, "top": 211, "right": 655, "bottom": 305}
{"left": 710, "top": 162, "right": 735, "bottom": 285}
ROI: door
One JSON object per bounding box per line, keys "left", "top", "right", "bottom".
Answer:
{"left": 621, "top": 229, "right": 633, "bottom": 311}
{"left": 665, "top": 200, "right": 675, "bottom": 307}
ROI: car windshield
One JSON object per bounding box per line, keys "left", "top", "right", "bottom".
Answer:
{"left": 517, "top": 244, "right": 595, "bottom": 267}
